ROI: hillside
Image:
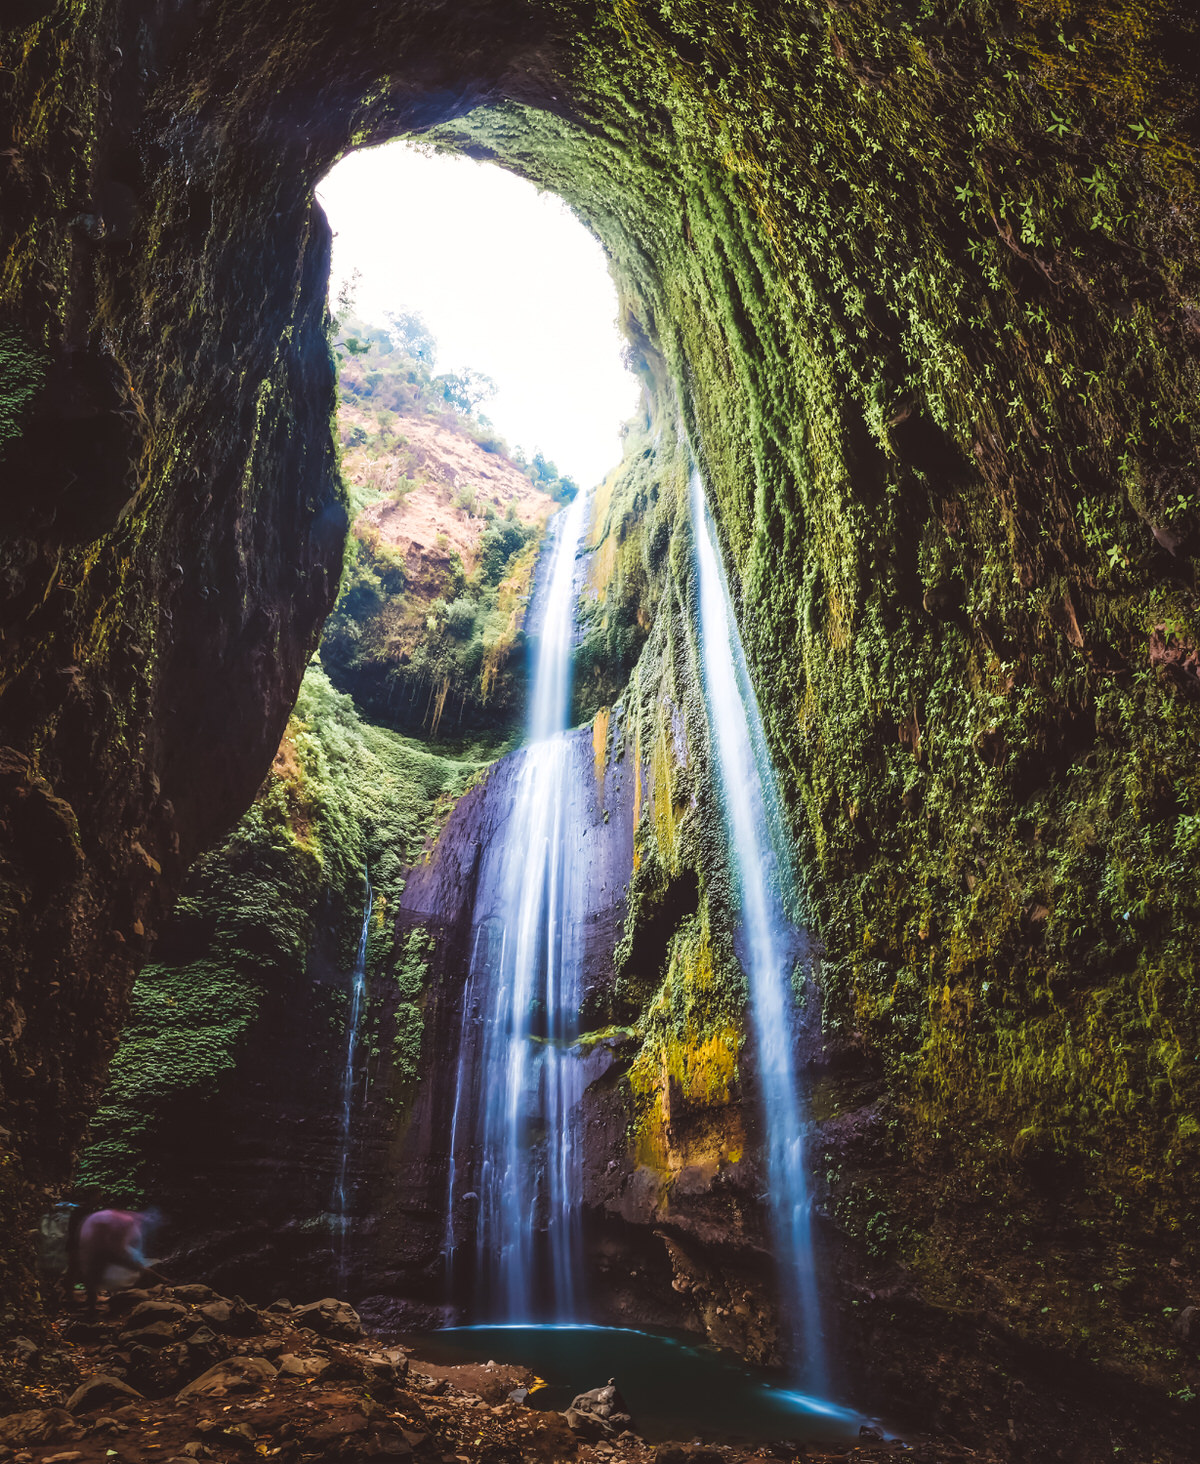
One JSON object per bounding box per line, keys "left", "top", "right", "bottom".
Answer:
{"left": 323, "top": 321, "right": 575, "bottom": 751}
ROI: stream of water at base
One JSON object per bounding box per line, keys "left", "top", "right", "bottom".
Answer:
{"left": 690, "top": 469, "right": 829, "bottom": 1396}
{"left": 404, "top": 1326, "right": 869, "bottom": 1445}
{"left": 444, "top": 489, "right": 591, "bottom": 1321}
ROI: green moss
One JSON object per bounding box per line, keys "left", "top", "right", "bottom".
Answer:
{"left": 427, "top": 0, "right": 1200, "bottom": 1388}
{"left": 78, "top": 666, "right": 480, "bottom": 1202}
{"left": 0, "top": 327, "right": 46, "bottom": 455}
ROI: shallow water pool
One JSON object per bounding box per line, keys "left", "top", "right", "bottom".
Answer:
{"left": 404, "top": 1324, "right": 874, "bottom": 1445}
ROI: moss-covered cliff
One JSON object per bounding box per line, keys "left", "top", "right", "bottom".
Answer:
{"left": 2, "top": 1, "right": 1199, "bottom": 1456}
{"left": 73, "top": 331, "right": 561, "bottom": 1290}
{"left": 76, "top": 668, "right": 479, "bottom": 1217}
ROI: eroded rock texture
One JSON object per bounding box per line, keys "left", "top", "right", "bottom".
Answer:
{"left": 3, "top": 2, "right": 1200, "bottom": 1458}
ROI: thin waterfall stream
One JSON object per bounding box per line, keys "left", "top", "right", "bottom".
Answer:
{"left": 445, "top": 489, "right": 591, "bottom": 1320}
{"left": 690, "top": 468, "right": 830, "bottom": 1396}
{"left": 334, "top": 872, "right": 373, "bottom": 1282}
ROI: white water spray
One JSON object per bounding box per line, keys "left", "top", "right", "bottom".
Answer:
{"left": 690, "top": 468, "right": 829, "bottom": 1394}
{"left": 446, "top": 490, "right": 591, "bottom": 1319}
{"left": 334, "top": 872, "right": 372, "bottom": 1281}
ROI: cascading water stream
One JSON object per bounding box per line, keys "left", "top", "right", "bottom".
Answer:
{"left": 445, "top": 489, "right": 590, "bottom": 1320}
{"left": 690, "top": 468, "right": 830, "bottom": 1397}
{"left": 334, "top": 872, "right": 373, "bottom": 1283}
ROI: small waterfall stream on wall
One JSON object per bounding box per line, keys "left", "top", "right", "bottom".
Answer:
{"left": 444, "top": 489, "right": 591, "bottom": 1320}
{"left": 690, "top": 468, "right": 830, "bottom": 1397}
{"left": 333, "top": 872, "right": 372, "bottom": 1286}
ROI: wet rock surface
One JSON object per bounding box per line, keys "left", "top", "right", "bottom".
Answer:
{"left": 0, "top": 1287, "right": 987, "bottom": 1464}
{"left": 563, "top": 1379, "right": 634, "bottom": 1439}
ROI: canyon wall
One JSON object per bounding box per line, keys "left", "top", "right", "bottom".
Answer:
{"left": 3, "top": 3, "right": 1200, "bottom": 1458}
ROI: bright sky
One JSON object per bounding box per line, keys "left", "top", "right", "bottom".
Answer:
{"left": 317, "top": 143, "right": 640, "bottom": 489}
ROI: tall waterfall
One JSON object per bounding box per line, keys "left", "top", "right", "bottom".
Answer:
{"left": 445, "top": 489, "right": 590, "bottom": 1320}
{"left": 690, "top": 468, "right": 830, "bottom": 1395}
{"left": 334, "top": 872, "right": 373, "bottom": 1282}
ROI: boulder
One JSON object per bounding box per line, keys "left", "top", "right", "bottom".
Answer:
{"left": 364, "top": 1348, "right": 410, "bottom": 1382}
{"left": 176, "top": 1356, "right": 278, "bottom": 1399}
{"left": 291, "top": 1297, "right": 364, "bottom": 1341}
{"left": 125, "top": 1343, "right": 186, "bottom": 1398}
{"left": 108, "top": 1288, "right": 154, "bottom": 1315}
{"left": 127, "top": 1299, "right": 188, "bottom": 1326}
{"left": 119, "top": 1320, "right": 180, "bottom": 1350}
{"left": 305, "top": 1411, "right": 369, "bottom": 1445}
{"left": 1173, "top": 1305, "right": 1198, "bottom": 1344}
{"left": 183, "top": 1324, "right": 227, "bottom": 1378}
{"left": 171, "top": 1284, "right": 215, "bottom": 1304}
{"left": 65, "top": 1375, "right": 143, "bottom": 1414}
{"left": 277, "top": 1353, "right": 331, "bottom": 1380}
{"left": 563, "top": 1379, "right": 634, "bottom": 1439}
{"left": 196, "top": 1297, "right": 260, "bottom": 1335}
{"left": 0, "top": 1408, "right": 76, "bottom": 1447}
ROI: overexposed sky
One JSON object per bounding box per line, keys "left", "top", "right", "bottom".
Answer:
{"left": 317, "top": 143, "right": 640, "bottom": 489}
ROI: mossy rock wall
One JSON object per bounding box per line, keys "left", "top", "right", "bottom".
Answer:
{"left": 76, "top": 666, "right": 479, "bottom": 1294}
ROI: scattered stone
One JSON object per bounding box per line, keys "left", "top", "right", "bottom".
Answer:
{"left": 372, "top": 1436, "right": 414, "bottom": 1458}
{"left": 196, "top": 1297, "right": 259, "bottom": 1335}
{"left": 266, "top": 1298, "right": 293, "bottom": 1313}
{"left": 128, "top": 1298, "right": 188, "bottom": 1326}
{"left": 176, "top": 1355, "right": 277, "bottom": 1399}
{"left": 42, "top": 1454, "right": 83, "bottom": 1463}
{"left": 291, "top": 1297, "right": 364, "bottom": 1341}
{"left": 126, "top": 1342, "right": 186, "bottom": 1398}
{"left": 365, "top": 1348, "right": 409, "bottom": 1381}
{"left": 107, "top": 1289, "right": 154, "bottom": 1316}
{"left": 119, "top": 1319, "right": 179, "bottom": 1349}
{"left": 171, "top": 1285, "right": 215, "bottom": 1304}
{"left": 200, "top": 1421, "right": 256, "bottom": 1451}
{"left": 277, "top": 1353, "right": 331, "bottom": 1380}
{"left": 859, "top": 1423, "right": 885, "bottom": 1440}
{"left": 0, "top": 1410, "right": 76, "bottom": 1448}
{"left": 8, "top": 1338, "right": 38, "bottom": 1366}
{"left": 65, "top": 1376, "right": 143, "bottom": 1415}
{"left": 507, "top": 1388, "right": 529, "bottom": 1406}
{"left": 183, "top": 1324, "right": 227, "bottom": 1378}
{"left": 563, "top": 1379, "right": 634, "bottom": 1439}
{"left": 305, "top": 1411, "right": 369, "bottom": 1444}
{"left": 409, "top": 1374, "right": 447, "bottom": 1397}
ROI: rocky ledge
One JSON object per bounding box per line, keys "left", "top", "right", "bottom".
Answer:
{"left": 0, "top": 1286, "right": 987, "bottom": 1464}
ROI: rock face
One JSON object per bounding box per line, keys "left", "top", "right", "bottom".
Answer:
{"left": 4, "top": 4, "right": 1200, "bottom": 1463}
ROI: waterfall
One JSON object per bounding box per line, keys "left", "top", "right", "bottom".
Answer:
{"left": 334, "top": 872, "right": 373, "bottom": 1283}
{"left": 446, "top": 489, "right": 590, "bottom": 1320}
{"left": 690, "top": 468, "right": 830, "bottom": 1395}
